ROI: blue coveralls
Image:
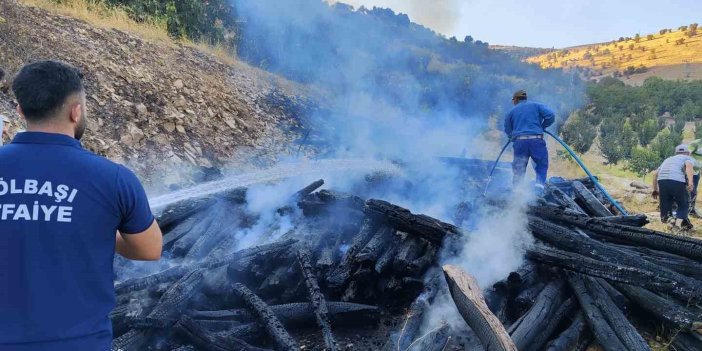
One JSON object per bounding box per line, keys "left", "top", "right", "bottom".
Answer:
{"left": 504, "top": 100, "right": 556, "bottom": 186}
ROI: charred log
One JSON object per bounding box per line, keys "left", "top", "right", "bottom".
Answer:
{"left": 614, "top": 283, "right": 702, "bottom": 331}
{"left": 189, "top": 302, "right": 379, "bottom": 326}
{"left": 297, "top": 247, "right": 340, "bottom": 351}
{"left": 543, "top": 313, "right": 590, "bottom": 351}
{"left": 232, "top": 283, "right": 298, "bottom": 351}
{"left": 375, "top": 233, "right": 401, "bottom": 274}
{"left": 572, "top": 181, "right": 612, "bottom": 217}
{"left": 528, "top": 217, "right": 702, "bottom": 300}
{"left": 527, "top": 245, "right": 702, "bottom": 302}
{"left": 511, "top": 281, "right": 546, "bottom": 325}
{"left": 175, "top": 316, "right": 270, "bottom": 351}
{"left": 292, "top": 179, "right": 325, "bottom": 201}
{"left": 599, "top": 215, "right": 649, "bottom": 227}
{"left": 532, "top": 205, "right": 702, "bottom": 262}
{"left": 525, "top": 297, "right": 578, "bottom": 351}
{"left": 544, "top": 184, "right": 586, "bottom": 215}
{"left": 567, "top": 273, "right": 650, "bottom": 351}
{"left": 115, "top": 239, "right": 296, "bottom": 295}
{"left": 327, "top": 218, "right": 379, "bottom": 288}
{"left": 672, "top": 332, "right": 702, "bottom": 351}
{"left": 508, "top": 280, "right": 567, "bottom": 351}
{"left": 354, "top": 226, "right": 394, "bottom": 263}
{"left": 442, "top": 265, "right": 517, "bottom": 351}
{"left": 566, "top": 273, "right": 626, "bottom": 351}
{"left": 364, "top": 199, "right": 461, "bottom": 243}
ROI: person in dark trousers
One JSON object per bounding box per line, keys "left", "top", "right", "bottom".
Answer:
{"left": 0, "top": 60, "right": 163, "bottom": 351}
{"left": 652, "top": 144, "right": 695, "bottom": 232}
{"left": 504, "top": 90, "right": 556, "bottom": 188}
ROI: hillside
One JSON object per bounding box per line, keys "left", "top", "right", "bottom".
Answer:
{"left": 0, "top": 0, "right": 306, "bottom": 188}
{"left": 527, "top": 23, "right": 702, "bottom": 82}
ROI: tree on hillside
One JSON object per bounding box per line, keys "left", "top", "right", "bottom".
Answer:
{"left": 621, "top": 119, "right": 638, "bottom": 159}
{"left": 650, "top": 128, "right": 683, "bottom": 161}
{"left": 599, "top": 119, "right": 625, "bottom": 164}
{"left": 680, "top": 25, "right": 689, "bottom": 31}
{"left": 561, "top": 112, "right": 597, "bottom": 154}
{"left": 637, "top": 118, "right": 659, "bottom": 146}
{"left": 647, "top": 34, "right": 655, "bottom": 40}
{"left": 628, "top": 146, "right": 660, "bottom": 178}
{"left": 634, "top": 33, "right": 641, "bottom": 43}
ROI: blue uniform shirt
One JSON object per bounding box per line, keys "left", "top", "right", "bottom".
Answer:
{"left": 504, "top": 100, "right": 556, "bottom": 138}
{"left": 0, "top": 132, "right": 154, "bottom": 351}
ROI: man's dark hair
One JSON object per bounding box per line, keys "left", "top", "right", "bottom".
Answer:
{"left": 12, "top": 60, "right": 84, "bottom": 122}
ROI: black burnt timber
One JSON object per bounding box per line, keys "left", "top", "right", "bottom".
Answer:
{"left": 298, "top": 189, "right": 366, "bottom": 216}
{"left": 672, "top": 332, "right": 702, "bottom": 351}
{"left": 354, "top": 226, "right": 394, "bottom": 263}
{"left": 364, "top": 199, "right": 461, "bottom": 243}
{"left": 599, "top": 215, "right": 649, "bottom": 227}
{"left": 595, "top": 279, "right": 628, "bottom": 311}
{"left": 611, "top": 244, "right": 702, "bottom": 281}
{"left": 170, "top": 205, "right": 221, "bottom": 255}
{"left": 566, "top": 273, "right": 627, "bottom": 351}
{"left": 232, "top": 283, "right": 298, "bottom": 351}
{"left": 614, "top": 283, "right": 702, "bottom": 331}
{"left": 293, "top": 179, "right": 325, "bottom": 201}
{"left": 112, "top": 269, "right": 205, "bottom": 350}
{"left": 393, "top": 236, "right": 425, "bottom": 274}
{"left": 162, "top": 215, "right": 201, "bottom": 250}
{"left": 532, "top": 205, "right": 702, "bottom": 262}
{"left": 508, "top": 280, "right": 567, "bottom": 351}
{"left": 115, "top": 239, "right": 297, "bottom": 295}
{"left": 580, "top": 275, "right": 650, "bottom": 351}
{"left": 189, "top": 302, "right": 379, "bottom": 325}
{"left": 296, "top": 247, "right": 340, "bottom": 351}
{"left": 409, "top": 244, "right": 438, "bottom": 273}
{"left": 506, "top": 262, "right": 539, "bottom": 293}
{"left": 484, "top": 286, "right": 510, "bottom": 325}
{"left": 175, "top": 316, "right": 270, "bottom": 351}
{"left": 525, "top": 297, "right": 578, "bottom": 351}
{"left": 173, "top": 200, "right": 231, "bottom": 256}
{"left": 511, "top": 281, "right": 547, "bottom": 321}
{"left": 543, "top": 312, "right": 590, "bottom": 351}
{"left": 327, "top": 218, "right": 379, "bottom": 289}
{"left": 526, "top": 245, "right": 702, "bottom": 301}
{"left": 544, "top": 184, "right": 586, "bottom": 215}
{"left": 375, "top": 232, "right": 401, "bottom": 274}
{"left": 572, "top": 181, "right": 613, "bottom": 217}
{"left": 442, "top": 265, "right": 517, "bottom": 351}
{"left": 156, "top": 197, "right": 214, "bottom": 231}
{"left": 527, "top": 216, "right": 702, "bottom": 297}
{"left": 185, "top": 216, "right": 231, "bottom": 260}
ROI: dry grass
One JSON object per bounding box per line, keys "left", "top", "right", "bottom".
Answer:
{"left": 527, "top": 26, "right": 702, "bottom": 74}
{"left": 18, "top": 0, "right": 237, "bottom": 65}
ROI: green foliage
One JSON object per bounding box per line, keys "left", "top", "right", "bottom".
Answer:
{"left": 599, "top": 119, "right": 625, "bottom": 164}
{"left": 649, "top": 127, "right": 683, "bottom": 161}
{"left": 637, "top": 118, "right": 658, "bottom": 146}
{"left": 628, "top": 146, "right": 660, "bottom": 177}
{"left": 621, "top": 119, "right": 638, "bottom": 159}
{"left": 560, "top": 112, "right": 597, "bottom": 154}
{"left": 90, "top": 0, "right": 238, "bottom": 47}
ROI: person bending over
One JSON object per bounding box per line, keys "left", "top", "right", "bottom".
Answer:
{"left": 652, "top": 144, "right": 695, "bottom": 232}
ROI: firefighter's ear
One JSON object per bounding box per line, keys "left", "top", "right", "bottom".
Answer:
{"left": 69, "top": 103, "right": 82, "bottom": 124}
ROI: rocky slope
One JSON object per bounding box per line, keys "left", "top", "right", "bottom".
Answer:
{"left": 0, "top": 0, "right": 308, "bottom": 188}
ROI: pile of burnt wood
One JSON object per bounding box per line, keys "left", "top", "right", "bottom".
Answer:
{"left": 110, "top": 177, "right": 702, "bottom": 351}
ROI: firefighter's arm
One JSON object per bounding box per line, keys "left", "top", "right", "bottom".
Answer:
{"left": 116, "top": 221, "right": 162, "bottom": 261}
{"left": 652, "top": 169, "right": 659, "bottom": 199}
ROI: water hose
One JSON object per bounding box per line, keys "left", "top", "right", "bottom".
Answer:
{"left": 544, "top": 130, "right": 628, "bottom": 215}
{"left": 483, "top": 139, "right": 513, "bottom": 196}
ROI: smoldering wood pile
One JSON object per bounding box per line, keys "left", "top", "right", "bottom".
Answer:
{"left": 110, "top": 175, "right": 702, "bottom": 351}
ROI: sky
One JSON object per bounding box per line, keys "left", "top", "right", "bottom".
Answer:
{"left": 330, "top": 0, "right": 702, "bottom": 48}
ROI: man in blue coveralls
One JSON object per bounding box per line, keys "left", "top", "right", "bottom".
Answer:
{"left": 504, "top": 90, "right": 556, "bottom": 189}
{"left": 0, "top": 60, "right": 163, "bottom": 351}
